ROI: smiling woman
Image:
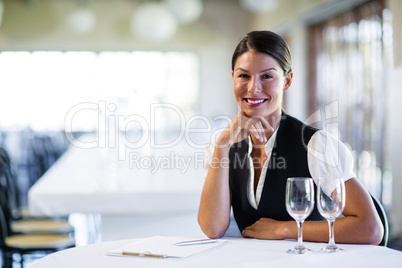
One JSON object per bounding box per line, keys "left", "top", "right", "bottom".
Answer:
{"left": 198, "top": 30, "right": 384, "bottom": 246}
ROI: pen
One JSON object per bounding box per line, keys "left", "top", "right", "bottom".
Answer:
{"left": 175, "top": 239, "right": 219, "bottom": 246}
{"left": 122, "top": 251, "right": 168, "bottom": 258}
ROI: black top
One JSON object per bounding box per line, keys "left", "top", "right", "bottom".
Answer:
{"left": 229, "top": 113, "right": 324, "bottom": 232}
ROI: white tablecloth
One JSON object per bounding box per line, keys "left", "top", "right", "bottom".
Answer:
{"left": 28, "top": 139, "right": 207, "bottom": 242}
{"left": 31, "top": 237, "right": 402, "bottom": 268}
{"left": 28, "top": 144, "right": 205, "bottom": 216}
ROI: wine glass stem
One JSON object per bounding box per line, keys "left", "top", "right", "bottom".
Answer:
{"left": 328, "top": 219, "right": 336, "bottom": 246}
{"left": 296, "top": 220, "right": 304, "bottom": 247}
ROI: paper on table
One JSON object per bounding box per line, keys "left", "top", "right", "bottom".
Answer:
{"left": 105, "top": 236, "right": 228, "bottom": 259}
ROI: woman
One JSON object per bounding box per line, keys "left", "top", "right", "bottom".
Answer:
{"left": 198, "top": 30, "right": 383, "bottom": 244}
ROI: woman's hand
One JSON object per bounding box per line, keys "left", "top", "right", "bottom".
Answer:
{"left": 241, "top": 218, "right": 291, "bottom": 240}
{"left": 217, "top": 111, "right": 274, "bottom": 148}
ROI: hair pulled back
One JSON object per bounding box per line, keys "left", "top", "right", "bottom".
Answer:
{"left": 231, "top": 31, "right": 292, "bottom": 76}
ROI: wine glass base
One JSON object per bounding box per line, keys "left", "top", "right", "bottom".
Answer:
{"left": 286, "top": 246, "right": 313, "bottom": 254}
{"left": 319, "top": 245, "right": 344, "bottom": 253}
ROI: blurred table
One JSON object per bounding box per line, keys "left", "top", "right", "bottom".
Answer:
{"left": 31, "top": 236, "right": 402, "bottom": 268}
{"left": 28, "top": 136, "right": 206, "bottom": 243}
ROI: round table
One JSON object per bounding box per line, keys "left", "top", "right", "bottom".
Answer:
{"left": 31, "top": 236, "right": 402, "bottom": 268}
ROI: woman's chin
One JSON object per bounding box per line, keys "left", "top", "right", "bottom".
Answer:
{"left": 242, "top": 107, "right": 268, "bottom": 118}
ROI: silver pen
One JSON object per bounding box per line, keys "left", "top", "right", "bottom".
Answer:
{"left": 175, "top": 239, "right": 218, "bottom": 246}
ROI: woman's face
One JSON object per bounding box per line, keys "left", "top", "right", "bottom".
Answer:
{"left": 232, "top": 51, "right": 292, "bottom": 119}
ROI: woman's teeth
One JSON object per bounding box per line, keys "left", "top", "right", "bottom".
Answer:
{"left": 247, "top": 99, "right": 265, "bottom": 104}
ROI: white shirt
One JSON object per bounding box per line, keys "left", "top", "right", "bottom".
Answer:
{"left": 204, "top": 130, "right": 356, "bottom": 210}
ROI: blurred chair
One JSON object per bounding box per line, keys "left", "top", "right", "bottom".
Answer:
{"left": 0, "top": 185, "right": 75, "bottom": 267}
{"left": 0, "top": 147, "right": 74, "bottom": 235}
{"left": 371, "top": 194, "right": 389, "bottom": 247}
{"left": 30, "top": 132, "right": 67, "bottom": 181}
{"left": 27, "top": 133, "right": 61, "bottom": 187}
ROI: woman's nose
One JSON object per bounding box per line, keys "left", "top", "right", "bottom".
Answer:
{"left": 248, "top": 77, "right": 261, "bottom": 93}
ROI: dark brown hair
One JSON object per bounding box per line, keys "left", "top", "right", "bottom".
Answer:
{"left": 231, "top": 31, "right": 292, "bottom": 75}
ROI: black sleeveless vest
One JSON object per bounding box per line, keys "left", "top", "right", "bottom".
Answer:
{"left": 229, "top": 113, "right": 324, "bottom": 232}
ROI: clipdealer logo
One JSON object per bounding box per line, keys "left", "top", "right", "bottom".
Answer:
{"left": 63, "top": 101, "right": 230, "bottom": 171}
{"left": 63, "top": 100, "right": 343, "bottom": 172}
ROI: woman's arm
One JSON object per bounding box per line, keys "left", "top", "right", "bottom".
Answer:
{"left": 197, "top": 144, "right": 232, "bottom": 239}
{"left": 198, "top": 112, "right": 272, "bottom": 238}
{"left": 242, "top": 178, "right": 384, "bottom": 244}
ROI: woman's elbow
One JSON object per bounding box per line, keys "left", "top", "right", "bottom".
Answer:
{"left": 360, "top": 218, "right": 384, "bottom": 245}
{"left": 198, "top": 221, "right": 227, "bottom": 239}
{"left": 198, "top": 216, "right": 227, "bottom": 239}
{"left": 368, "top": 221, "right": 384, "bottom": 245}
{"left": 202, "top": 229, "right": 226, "bottom": 239}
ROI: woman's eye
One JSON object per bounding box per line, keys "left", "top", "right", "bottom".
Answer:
{"left": 238, "top": 74, "right": 249, "bottom": 78}
{"left": 262, "top": 74, "right": 273, "bottom": 79}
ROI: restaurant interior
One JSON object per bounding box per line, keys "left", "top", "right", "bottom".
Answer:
{"left": 0, "top": 0, "right": 402, "bottom": 266}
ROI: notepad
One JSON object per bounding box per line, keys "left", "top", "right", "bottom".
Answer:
{"left": 105, "top": 236, "right": 228, "bottom": 259}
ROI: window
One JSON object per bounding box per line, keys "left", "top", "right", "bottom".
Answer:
{"left": 308, "top": 0, "right": 393, "bottom": 205}
{"left": 0, "top": 51, "right": 200, "bottom": 132}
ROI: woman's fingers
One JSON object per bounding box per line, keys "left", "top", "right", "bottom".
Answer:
{"left": 239, "top": 115, "right": 271, "bottom": 143}
{"left": 220, "top": 112, "right": 276, "bottom": 147}
{"left": 249, "top": 121, "right": 266, "bottom": 143}
{"left": 259, "top": 116, "right": 275, "bottom": 133}
{"left": 248, "top": 123, "right": 260, "bottom": 140}
{"left": 256, "top": 121, "right": 267, "bottom": 142}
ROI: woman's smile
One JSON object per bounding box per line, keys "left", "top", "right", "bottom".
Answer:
{"left": 244, "top": 98, "right": 268, "bottom": 107}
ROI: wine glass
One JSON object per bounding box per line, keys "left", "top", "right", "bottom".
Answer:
{"left": 285, "top": 177, "right": 315, "bottom": 254}
{"left": 317, "top": 177, "right": 346, "bottom": 253}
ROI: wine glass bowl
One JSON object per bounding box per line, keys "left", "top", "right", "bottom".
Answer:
{"left": 317, "top": 177, "right": 346, "bottom": 253}
{"left": 285, "top": 177, "right": 315, "bottom": 254}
